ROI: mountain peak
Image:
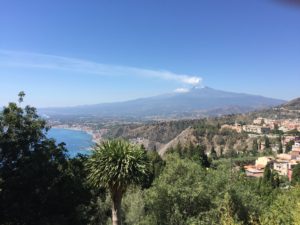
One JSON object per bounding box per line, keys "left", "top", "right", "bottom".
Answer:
{"left": 187, "top": 86, "right": 210, "bottom": 93}
{"left": 39, "top": 87, "right": 286, "bottom": 119}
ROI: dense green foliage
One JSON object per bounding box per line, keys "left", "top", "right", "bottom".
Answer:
{"left": 143, "top": 150, "right": 165, "bottom": 188}
{"left": 143, "top": 154, "right": 212, "bottom": 225}
{"left": 292, "top": 163, "right": 300, "bottom": 185}
{"left": 119, "top": 154, "right": 300, "bottom": 225}
{"left": 0, "top": 94, "right": 97, "bottom": 225}
{"left": 119, "top": 154, "right": 281, "bottom": 225}
{"left": 167, "top": 142, "right": 211, "bottom": 168}
{"left": 277, "top": 136, "right": 283, "bottom": 154}
{"left": 86, "top": 140, "right": 148, "bottom": 191}
{"left": 260, "top": 185, "right": 300, "bottom": 225}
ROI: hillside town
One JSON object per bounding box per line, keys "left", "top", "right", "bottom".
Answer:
{"left": 244, "top": 139, "right": 300, "bottom": 181}
{"left": 222, "top": 117, "right": 300, "bottom": 134}
{"left": 235, "top": 117, "right": 300, "bottom": 181}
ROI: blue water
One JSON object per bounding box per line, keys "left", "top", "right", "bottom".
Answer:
{"left": 47, "top": 128, "right": 94, "bottom": 157}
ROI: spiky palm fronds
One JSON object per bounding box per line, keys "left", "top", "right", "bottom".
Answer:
{"left": 86, "top": 139, "right": 148, "bottom": 193}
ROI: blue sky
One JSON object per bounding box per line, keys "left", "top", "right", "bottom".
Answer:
{"left": 0, "top": 0, "right": 299, "bottom": 107}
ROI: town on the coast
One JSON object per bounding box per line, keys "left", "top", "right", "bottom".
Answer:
{"left": 222, "top": 117, "right": 300, "bottom": 181}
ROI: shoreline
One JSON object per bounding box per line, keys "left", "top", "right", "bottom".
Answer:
{"left": 51, "top": 126, "right": 101, "bottom": 143}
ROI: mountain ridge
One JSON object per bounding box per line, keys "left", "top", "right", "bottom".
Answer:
{"left": 282, "top": 97, "right": 300, "bottom": 110}
{"left": 39, "top": 87, "right": 286, "bottom": 119}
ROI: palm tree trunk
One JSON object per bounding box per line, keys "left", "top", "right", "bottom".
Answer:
{"left": 111, "top": 190, "right": 122, "bottom": 225}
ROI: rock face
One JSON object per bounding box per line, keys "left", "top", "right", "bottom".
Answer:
{"left": 39, "top": 87, "right": 285, "bottom": 119}
{"left": 158, "top": 127, "right": 197, "bottom": 156}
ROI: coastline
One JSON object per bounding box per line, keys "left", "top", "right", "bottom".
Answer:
{"left": 51, "top": 126, "right": 101, "bottom": 144}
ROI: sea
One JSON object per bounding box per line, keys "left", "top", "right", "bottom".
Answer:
{"left": 47, "top": 128, "right": 94, "bottom": 157}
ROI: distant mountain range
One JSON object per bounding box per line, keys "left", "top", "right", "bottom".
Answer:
{"left": 39, "top": 87, "right": 286, "bottom": 119}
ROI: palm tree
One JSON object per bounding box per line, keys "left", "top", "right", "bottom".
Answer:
{"left": 86, "top": 139, "right": 148, "bottom": 225}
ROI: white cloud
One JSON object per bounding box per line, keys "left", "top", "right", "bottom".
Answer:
{"left": 181, "top": 77, "right": 202, "bottom": 85}
{"left": 0, "top": 50, "right": 202, "bottom": 85}
{"left": 174, "top": 88, "right": 190, "bottom": 93}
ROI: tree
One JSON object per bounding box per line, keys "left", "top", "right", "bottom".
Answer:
{"left": 197, "top": 144, "right": 211, "bottom": 168}
{"left": 262, "top": 164, "right": 272, "bottom": 186}
{"left": 261, "top": 164, "right": 280, "bottom": 189}
{"left": 122, "top": 187, "right": 145, "bottom": 225}
{"left": 264, "top": 136, "right": 270, "bottom": 149}
{"left": 143, "top": 150, "right": 165, "bottom": 188}
{"left": 17, "top": 90, "right": 25, "bottom": 104}
{"left": 210, "top": 146, "right": 218, "bottom": 160}
{"left": 174, "top": 141, "right": 183, "bottom": 157}
{"left": 86, "top": 140, "right": 149, "bottom": 225}
{"left": 260, "top": 186, "right": 300, "bottom": 225}
{"left": 144, "top": 154, "right": 210, "bottom": 225}
{"left": 286, "top": 140, "right": 295, "bottom": 153}
{"left": 291, "top": 164, "right": 300, "bottom": 185}
{"left": 274, "top": 124, "right": 279, "bottom": 132}
{"left": 219, "top": 192, "right": 243, "bottom": 225}
{"left": 186, "top": 141, "right": 195, "bottom": 158}
{"left": 252, "top": 139, "right": 259, "bottom": 155}
{"left": 277, "top": 136, "right": 283, "bottom": 154}
{"left": 271, "top": 124, "right": 283, "bottom": 135}
{"left": 272, "top": 172, "right": 280, "bottom": 188}
{"left": 0, "top": 93, "right": 91, "bottom": 225}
